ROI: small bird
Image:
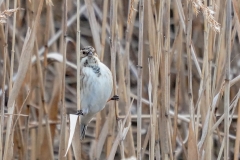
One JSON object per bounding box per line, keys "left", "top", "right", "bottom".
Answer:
{"left": 76, "top": 46, "right": 118, "bottom": 139}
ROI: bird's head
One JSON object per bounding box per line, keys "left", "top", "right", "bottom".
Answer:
{"left": 80, "top": 46, "right": 98, "bottom": 58}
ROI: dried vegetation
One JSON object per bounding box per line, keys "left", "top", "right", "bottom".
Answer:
{"left": 0, "top": 0, "right": 239, "bottom": 160}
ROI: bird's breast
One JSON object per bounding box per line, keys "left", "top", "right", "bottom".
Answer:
{"left": 80, "top": 62, "right": 113, "bottom": 114}
{"left": 83, "top": 59, "right": 101, "bottom": 77}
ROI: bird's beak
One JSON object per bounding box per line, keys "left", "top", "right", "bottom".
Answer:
{"left": 87, "top": 51, "right": 93, "bottom": 57}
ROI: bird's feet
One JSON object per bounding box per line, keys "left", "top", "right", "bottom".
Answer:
{"left": 75, "top": 108, "right": 89, "bottom": 116}
{"left": 108, "top": 95, "right": 119, "bottom": 102}
{"left": 75, "top": 110, "right": 84, "bottom": 115}
{"left": 111, "top": 95, "right": 119, "bottom": 101}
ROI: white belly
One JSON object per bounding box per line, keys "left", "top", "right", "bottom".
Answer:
{"left": 80, "top": 63, "right": 113, "bottom": 115}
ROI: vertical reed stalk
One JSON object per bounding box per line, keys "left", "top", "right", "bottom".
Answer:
{"left": 186, "top": 1, "right": 194, "bottom": 125}
{"left": 107, "top": 0, "right": 117, "bottom": 157}
{"left": 72, "top": 0, "right": 81, "bottom": 159}
{"left": 123, "top": 0, "right": 138, "bottom": 157}
{"left": 0, "top": 0, "right": 9, "bottom": 158}
{"left": 137, "top": 0, "right": 144, "bottom": 159}
{"left": 58, "top": 0, "right": 67, "bottom": 159}
{"left": 1, "top": 0, "right": 10, "bottom": 158}
{"left": 100, "top": 0, "right": 109, "bottom": 61}
{"left": 224, "top": 0, "right": 231, "bottom": 159}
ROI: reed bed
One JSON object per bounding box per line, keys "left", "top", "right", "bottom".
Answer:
{"left": 0, "top": 0, "right": 239, "bottom": 159}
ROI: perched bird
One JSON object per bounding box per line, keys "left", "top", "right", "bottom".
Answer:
{"left": 76, "top": 46, "right": 118, "bottom": 139}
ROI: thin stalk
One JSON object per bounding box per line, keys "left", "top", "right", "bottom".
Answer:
{"left": 137, "top": 0, "right": 144, "bottom": 159}
{"left": 77, "top": 0, "right": 81, "bottom": 142}
{"left": 166, "top": 0, "right": 173, "bottom": 159}
{"left": 84, "top": 0, "right": 101, "bottom": 55}
{"left": 40, "top": 3, "right": 55, "bottom": 159}
{"left": 30, "top": 129, "right": 36, "bottom": 160}
{"left": 72, "top": 0, "right": 81, "bottom": 159}
{"left": 123, "top": 0, "right": 138, "bottom": 157}
{"left": 34, "top": 38, "right": 54, "bottom": 159}
{"left": 0, "top": 0, "right": 12, "bottom": 159}
{"left": 100, "top": 0, "right": 109, "bottom": 61}
{"left": 172, "top": 26, "right": 182, "bottom": 152}
{"left": 203, "top": 0, "right": 212, "bottom": 158}
{"left": 94, "top": 1, "right": 109, "bottom": 155}
{"left": 3, "top": 0, "right": 45, "bottom": 158}
{"left": 58, "top": 0, "right": 67, "bottom": 159}
{"left": 1, "top": 0, "right": 10, "bottom": 158}
{"left": 186, "top": 0, "right": 194, "bottom": 126}
{"left": 9, "top": 0, "right": 17, "bottom": 93}
{"left": 224, "top": 0, "right": 231, "bottom": 159}
{"left": 107, "top": 0, "right": 118, "bottom": 157}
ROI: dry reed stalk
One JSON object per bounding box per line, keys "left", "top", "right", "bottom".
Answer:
{"left": 148, "top": 57, "right": 157, "bottom": 160}
{"left": 158, "top": 0, "right": 166, "bottom": 158}
{"left": 166, "top": 1, "right": 173, "bottom": 159}
{"left": 0, "top": 1, "right": 10, "bottom": 159}
{"left": 38, "top": 5, "right": 86, "bottom": 56}
{"left": 71, "top": 0, "right": 81, "bottom": 159}
{"left": 106, "top": 0, "right": 118, "bottom": 157}
{"left": 8, "top": 5, "right": 19, "bottom": 158}
{"left": 30, "top": 129, "right": 36, "bottom": 160}
{"left": 177, "top": 129, "right": 188, "bottom": 159}
{"left": 92, "top": 0, "right": 108, "bottom": 156}
{"left": 48, "top": 75, "right": 61, "bottom": 139}
{"left": 100, "top": 0, "right": 108, "bottom": 61}
{"left": 209, "top": 4, "right": 226, "bottom": 152}
{"left": 159, "top": 0, "right": 172, "bottom": 159}
{"left": 232, "top": 0, "right": 240, "bottom": 39}
{"left": 3, "top": 0, "right": 44, "bottom": 159}
{"left": 188, "top": 121, "right": 198, "bottom": 159}
{"left": 215, "top": 2, "right": 227, "bottom": 94}
{"left": 13, "top": 86, "right": 30, "bottom": 159}
{"left": 116, "top": 41, "right": 125, "bottom": 159}
{"left": 217, "top": 136, "right": 225, "bottom": 160}
{"left": 123, "top": 0, "right": 138, "bottom": 158}
{"left": 9, "top": 0, "right": 17, "bottom": 94}
{"left": 186, "top": 1, "right": 194, "bottom": 126}
{"left": 175, "top": 0, "right": 202, "bottom": 77}
{"left": 0, "top": 0, "right": 239, "bottom": 159}
{"left": 198, "top": 0, "right": 212, "bottom": 158}
{"left": 0, "top": 18, "right": 6, "bottom": 160}
{"left": 212, "top": 14, "right": 225, "bottom": 97}
{"left": 58, "top": 0, "right": 68, "bottom": 159}
{"left": 34, "top": 39, "right": 54, "bottom": 159}
{"left": 84, "top": 0, "right": 101, "bottom": 55}
{"left": 145, "top": 1, "right": 156, "bottom": 159}
{"left": 39, "top": 3, "right": 55, "bottom": 159}
{"left": 23, "top": 108, "right": 29, "bottom": 160}
{"left": 107, "top": 99, "right": 133, "bottom": 160}
{"left": 224, "top": 0, "right": 231, "bottom": 159}
{"left": 42, "top": 3, "right": 51, "bottom": 82}
{"left": 137, "top": 0, "right": 144, "bottom": 159}
{"left": 211, "top": 91, "right": 240, "bottom": 133}
{"left": 172, "top": 26, "right": 183, "bottom": 152}
{"left": 154, "top": 2, "right": 163, "bottom": 159}
{"left": 36, "top": 68, "right": 44, "bottom": 160}
{"left": 95, "top": 119, "right": 109, "bottom": 159}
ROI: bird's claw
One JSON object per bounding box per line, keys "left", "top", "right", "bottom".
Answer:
{"left": 111, "top": 95, "right": 119, "bottom": 101}
{"left": 75, "top": 110, "right": 84, "bottom": 115}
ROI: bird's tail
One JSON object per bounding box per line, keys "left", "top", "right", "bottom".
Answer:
{"left": 80, "top": 124, "right": 87, "bottom": 140}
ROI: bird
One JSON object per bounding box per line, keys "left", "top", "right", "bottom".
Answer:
{"left": 76, "top": 46, "right": 119, "bottom": 139}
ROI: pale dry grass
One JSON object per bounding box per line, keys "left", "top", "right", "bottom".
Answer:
{"left": 0, "top": 0, "right": 239, "bottom": 160}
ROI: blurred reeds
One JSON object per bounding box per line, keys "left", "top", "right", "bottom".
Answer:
{"left": 0, "top": 0, "right": 239, "bottom": 160}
